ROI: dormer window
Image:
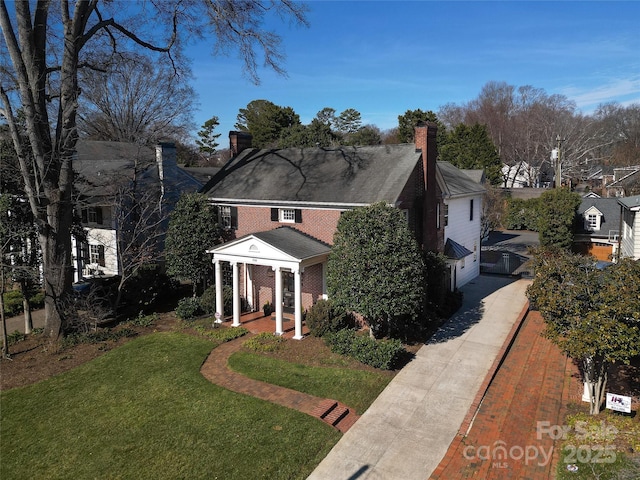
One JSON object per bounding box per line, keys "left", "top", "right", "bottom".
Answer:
{"left": 583, "top": 206, "right": 603, "bottom": 231}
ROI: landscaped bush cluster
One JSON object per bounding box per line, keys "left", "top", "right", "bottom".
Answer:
{"left": 504, "top": 197, "right": 540, "bottom": 231}
{"left": 177, "top": 286, "right": 245, "bottom": 320}
{"left": 305, "top": 299, "right": 354, "bottom": 337}
{"left": 2, "top": 289, "right": 45, "bottom": 317}
{"left": 61, "top": 327, "right": 138, "bottom": 349}
{"left": 124, "top": 312, "right": 158, "bottom": 328}
{"left": 243, "top": 332, "right": 285, "bottom": 352}
{"left": 324, "top": 329, "right": 405, "bottom": 370}
{"left": 175, "top": 297, "right": 203, "bottom": 320}
{"left": 120, "top": 266, "right": 178, "bottom": 312}
{"left": 193, "top": 325, "right": 248, "bottom": 343}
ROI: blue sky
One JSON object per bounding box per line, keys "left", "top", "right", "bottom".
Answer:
{"left": 188, "top": 1, "right": 640, "bottom": 143}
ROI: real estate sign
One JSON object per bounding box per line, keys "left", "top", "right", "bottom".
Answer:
{"left": 605, "top": 393, "right": 632, "bottom": 413}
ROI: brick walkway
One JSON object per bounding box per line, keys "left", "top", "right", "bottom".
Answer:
{"left": 200, "top": 315, "right": 359, "bottom": 433}
{"left": 430, "top": 310, "right": 580, "bottom": 479}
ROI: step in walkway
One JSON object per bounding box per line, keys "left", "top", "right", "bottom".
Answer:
{"left": 199, "top": 335, "right": 359, "bottom": 433}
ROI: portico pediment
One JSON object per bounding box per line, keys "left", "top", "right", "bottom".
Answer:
{"left": 209, "top": 235, "right": 300, "bottom": 264}
{"left": 207, "top": 227, "right": 331, "bottom": 269}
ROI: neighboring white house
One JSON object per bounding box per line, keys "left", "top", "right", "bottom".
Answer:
{"left": 437, "top": 162, "right": 486, "bottom": 290}
{"left": 501, "top": 161, "right": 544, "bottom": 188}
{"left": 71, "top": 141, "right": 202, "bottom": 282}
{"left": 618, "top": 195, "right": 640, "bottom": 260}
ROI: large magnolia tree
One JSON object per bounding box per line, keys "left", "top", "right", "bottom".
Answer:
{"left": 0, "top": 0, "right": 308, "bottom": 340}
{"left": 327, "top": 202, "right": 425, "bottom": 338}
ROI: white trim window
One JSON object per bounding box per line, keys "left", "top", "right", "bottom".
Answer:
{"left": 587, "top": 214, "right": 598, "bottom": 230}
{"left": 220, "top": 206, "right": 232, "bottom": 229}
{"left": 89, "top": 244, "right": 105, "bottom": 267}
{"left": 280, "top": 208, "right": 296, "bottom": 223}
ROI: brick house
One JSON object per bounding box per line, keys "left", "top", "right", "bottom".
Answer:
{"left": 203, "top": 124, "right": 484, "bottom": 338}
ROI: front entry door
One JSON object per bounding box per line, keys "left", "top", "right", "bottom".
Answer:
{"left": 282, "top": 271, "right": 295, "bottom": 313}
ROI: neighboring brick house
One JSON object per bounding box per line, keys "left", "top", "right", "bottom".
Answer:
{"left": 204, "top": 124, "right": 484, "bottom": 338}
{"left": 72, "top": 141, "right": 202, "bottom": 282}
{"left": 573, "top": 197, "right": 621, "bottom": 262}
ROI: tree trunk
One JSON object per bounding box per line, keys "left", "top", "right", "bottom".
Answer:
{"left": 582, "top": 356, "right": 608, "bottom": 415}
{"left": 1, "top": 266, "right": 8, "bottom": 357}
{"left": 39, "top": 204, "right": 74, "bottom": 340}
{"left": 22, "top": 296, "right": 32, "bottom": 334}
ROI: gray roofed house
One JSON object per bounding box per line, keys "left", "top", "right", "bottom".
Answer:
{"left": 72, "top": 140, "right": 203, "bottom": 282}
{"left": 202, "top": 143, "right": 422, "bottom": 208}
{"left": 574, "top": 197, "right": 621, "bottom": 261}
{"left": 205, "top": 125, "right": 485, "bottom": 337}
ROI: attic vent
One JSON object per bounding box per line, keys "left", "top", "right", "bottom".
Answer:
{"left": 249, "top": 244, "right": 260, "bottom": 253}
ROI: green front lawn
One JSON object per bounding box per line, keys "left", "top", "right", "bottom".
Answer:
{"left": 0, "top": 333, "right": 340, "bottom": 479}
{"left": 228, "top": 350, "right": 391, "bottom": 414}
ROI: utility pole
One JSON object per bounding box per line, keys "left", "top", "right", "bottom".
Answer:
{"left": 552, "top": 135, "right": 564, "bottom": 188}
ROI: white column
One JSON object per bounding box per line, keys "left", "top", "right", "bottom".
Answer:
{"left": 214, "top": 259, "right": 223, "bottom": 322}
{"left": 231, "top": 261, "right": 241, "bottom": 327}
{"left": 274, "top": 266, "right": 283, "bottom": 335}
{"left": 293, "top": 268, "right": 303, "bottom": 340}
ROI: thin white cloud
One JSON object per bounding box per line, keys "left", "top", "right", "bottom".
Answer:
{"left": 561, "top": 75, "right": 640, "bottom": 111}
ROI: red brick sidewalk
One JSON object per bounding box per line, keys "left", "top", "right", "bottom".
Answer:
{"left": 199, "top": 332, "right": 359, "bottom": 433}
{"left": 430, "top": 311, "right": 579, "bottom": 479}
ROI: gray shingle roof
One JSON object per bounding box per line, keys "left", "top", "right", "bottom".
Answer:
{"left": 577, "top": 197, "right": 621, "bottom": 233}
{"left": 618, "top": 195, "right": 640, "bottom": 209}
{"left": 252, "top": 227, "right": 331, "bottom": 260}
{"left": 202, "top": 144, "right": 421, "bottom": 206}
{"left": 437, "top": 162, "right": 486, "bottom": 197}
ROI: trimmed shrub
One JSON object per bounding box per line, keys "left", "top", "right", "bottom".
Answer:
{"left": 305, "top": 299, "right": 353, "bottom": 337}
{"left": 199, "top": 285, "right": 233, "bottom": 315}
{"left": 324, "top": 329, "right": 405, "bottom": 370}
{"left": 504, "top": 197, "right": 540, "bottom": 231}
{"left": 193, "top": 325, "right": 249, "bottom": 343}
{"left": 175, "top": 297, "right": 203, "bottom": 320}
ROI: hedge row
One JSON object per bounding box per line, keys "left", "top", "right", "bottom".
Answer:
{"left": 324, "top": 329, "right": 405, "bottom": 370}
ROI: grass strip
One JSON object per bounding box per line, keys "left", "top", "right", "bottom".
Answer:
{"left": 228, "top": 350, "right": 391, "bottom": 414}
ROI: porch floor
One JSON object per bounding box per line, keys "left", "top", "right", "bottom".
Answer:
{"left": 220, "top": 311, "right": 310, "bottom": 339}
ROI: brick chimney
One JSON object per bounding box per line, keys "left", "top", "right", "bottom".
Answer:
{"left": 415, "top": 122, "right": 440, "bottom": 251}
{"left": 156, "top": 142, "right": 177, "bottom": 212}
{"left": 229, "top": 131, "right": 253, "bottom": 157}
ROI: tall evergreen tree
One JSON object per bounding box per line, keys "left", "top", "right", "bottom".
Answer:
{"left": 439, "top": 123, "right": 502, "bottom": 185}
{"left": 165, "top": 193, "right": 222, "bottom": 296}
